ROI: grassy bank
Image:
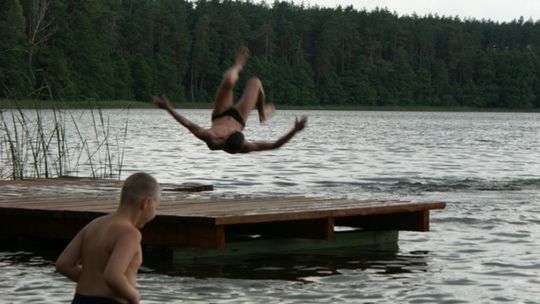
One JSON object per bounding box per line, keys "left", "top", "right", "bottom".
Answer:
{"left": 0, "top": 99, "right": 217, "bottom": 110}
{"left": 276, "top": 104, "right": 540, "bottom": 112}
{"left": 1, "top": 99, "right": 539, "bottom": 112}
{"left": 0, "top": 99, "right": 154, "bottom": 109}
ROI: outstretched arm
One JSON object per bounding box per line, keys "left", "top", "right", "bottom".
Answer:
{"left": 153, "top": 96, "right": 211, "bottom": 142}
{"left": 242, "top": 116, "right": 307, "bottom": 152}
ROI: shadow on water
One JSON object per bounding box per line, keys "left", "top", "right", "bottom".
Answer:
{"left": 0, "top": 237, "right": 430, "bottom": 282}
{"left": 141, "top": 245, "right": 431, "bottom": 282}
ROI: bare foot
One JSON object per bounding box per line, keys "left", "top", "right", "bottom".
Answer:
{"left": 259, "top": 103, "right": 275, "bottom": 123}
{"left": 234, "top": 46, "right": 250, "bottom": 72}
{"left": 222, "top": 47, "right": 251, "bottom": 86}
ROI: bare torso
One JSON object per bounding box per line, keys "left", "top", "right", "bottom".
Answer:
{"left": 75, "top": 215, "right": 141, "bottom": 304}
{"left": 206, "top": 116, "right": 245, "bottom": 149}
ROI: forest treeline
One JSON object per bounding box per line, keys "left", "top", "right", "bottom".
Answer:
{"left": 1, "top": 0, "right": 540, "bottom": 108}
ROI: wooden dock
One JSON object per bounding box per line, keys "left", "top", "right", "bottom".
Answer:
{"left": 0, "top": 177, "right": 445, "bottom": 254}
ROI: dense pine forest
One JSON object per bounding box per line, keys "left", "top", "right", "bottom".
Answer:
{"left": 1, "top": 0, "right": 540, "bottom": 108}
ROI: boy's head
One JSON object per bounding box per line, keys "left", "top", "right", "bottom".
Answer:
{"left": 223, "top": 131, "right": 245, "bottom": 153}
{"left": 120, "top": 172, "right": 161, "bottom": 227}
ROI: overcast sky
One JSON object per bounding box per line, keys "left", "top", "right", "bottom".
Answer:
{"left": 256, "top": 0, "right": 540, "bottom": 23}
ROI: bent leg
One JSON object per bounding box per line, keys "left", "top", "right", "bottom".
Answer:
{"left": 212, "top": 47, "right": 250, "bottom": 117}
{"left": 235, "top": 77, "right": 274, "bottom": 123}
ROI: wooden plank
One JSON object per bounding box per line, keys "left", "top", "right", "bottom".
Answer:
{"left": 208, "top": 201, "right": 445, "bottom": 225}
{"left": 142, "top": 219, "right": 225, "bottom": 248}
{"left": 0, "top": 196, "right": 445, "bottom": 227}
{"left": 148, "top": 197, "right": 443, "bottom": 217}
{"left": 0, "top": 211, "right": 93, "bottom": 239}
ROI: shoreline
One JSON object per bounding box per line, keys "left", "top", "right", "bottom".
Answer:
{"left": 1, "top": 99, "right": 539, "bottom": 113}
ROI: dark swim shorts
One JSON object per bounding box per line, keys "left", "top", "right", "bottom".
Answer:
{"left": 72, "top": 293, "right": 121, "bottom": 304}
{"left": 212, "top": 107, "right": 246, "bottom": 127}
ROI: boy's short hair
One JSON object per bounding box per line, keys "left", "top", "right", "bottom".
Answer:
{"left": 224, "top": 131, "right": 245, "bottom": 153}
{"left": 120, "top": 172, "right": 159, "bottom": 205}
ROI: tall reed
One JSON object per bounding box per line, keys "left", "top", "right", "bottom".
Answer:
{"left": 0, "top": 101, "right": 130, "bottom": 180}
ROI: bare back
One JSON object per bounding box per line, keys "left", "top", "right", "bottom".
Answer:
{"left": 76, "top": 215, "right": 141, "bottom": 303}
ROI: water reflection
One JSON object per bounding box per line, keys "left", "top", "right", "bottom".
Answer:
{"left": 142, "top": 245, "right": 430, "bottom": 281}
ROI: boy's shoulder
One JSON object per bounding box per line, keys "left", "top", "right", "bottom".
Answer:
{"left": 113, "top": 221, "right": 142, "bottom": 239}
{"left": 85, "top": 214, "right": 141, "bottom": 239}
{"left": 109, "top": 218, "right": 142, "bottom": 245}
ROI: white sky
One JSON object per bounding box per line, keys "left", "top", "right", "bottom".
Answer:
{"left": 257, "top": 0, "right": 540, "bottom": 22}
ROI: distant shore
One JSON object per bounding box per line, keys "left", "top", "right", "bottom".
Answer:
{"left": 1, "top": 99, "right": 539, "bottom": 112}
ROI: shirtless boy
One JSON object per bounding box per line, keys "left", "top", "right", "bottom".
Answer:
{"left": 153, "top": 46, "right": 307, "bottom": 154}
{"left": 56, "top": 172, "right": 161, "bottom": 304}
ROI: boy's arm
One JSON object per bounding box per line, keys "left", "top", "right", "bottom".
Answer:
{"left": 103, "top": 228, "right": 141, "bottom": 304}
{"left": 153, "top": 96, "right": 212, "bottom": 142}
{"left": 55, "top": 229, "right": 84, "bottom": 282}
{"left": 241, "top": 116, "right": 307, "bottom": 152}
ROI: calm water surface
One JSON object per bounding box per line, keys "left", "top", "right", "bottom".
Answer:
{"left": 1, "top": 110, "right": 539, "bottom": 303}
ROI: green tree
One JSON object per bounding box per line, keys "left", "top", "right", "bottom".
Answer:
{"left": 151, "top": 0, "right": 191, "bottom": 101}
{"left": 391, "top": 48, "right": 415, "bottom": 105}
{"left": 0, "top": 0, "right": 538, "bottom": 108}
{"left": 131, "top": 54, "right": 153, "bottom": 101}
{"left": 0, "top": 0, "right": 28, "bottom": 98}
{"left": 432, "top": 59, "right": 454, "bottom": 106}
{"left": 112, "top": 56, "right": 132, "bottom": 100}
{"left": 341, "top": 55, "right": 377, "bottom": 105}
{"left": 39, "top": 48, "right": 78, "bottom": 99}
{"left": 62, "top": 0, "right": 115, "bottom": 99}
{"left": 472, "top": 53, "right": 498, "bottom": 107}
{"left": 415, "top": 67, "right": 432, "bottom": 105}
{"left": 218, "top": 3, "right": 250, "bottom": 62}
{"left": 189, "top": 13, "right": 219, "bottom": 102}
{"left": 494, "top": 51, "right": 537, "bottom": 108}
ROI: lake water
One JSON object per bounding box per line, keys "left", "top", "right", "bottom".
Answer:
{"left": 1, "top": 109, "right": 539, "bottom": 303}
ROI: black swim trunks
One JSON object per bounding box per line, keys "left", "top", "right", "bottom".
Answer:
{"left": 72, "top": 293, "right": 121, "bottom": 304}
{"left": 212, "top": 107, "right": 246, "bottom": 127}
